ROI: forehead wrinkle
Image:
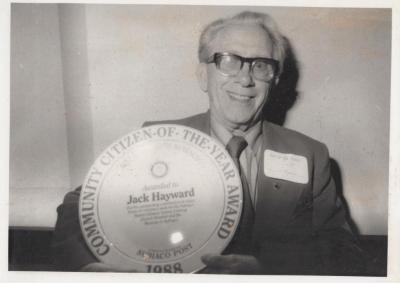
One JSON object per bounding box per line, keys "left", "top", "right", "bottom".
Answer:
{"left": 210, "top": 24, "right": 273, "bottom": 58}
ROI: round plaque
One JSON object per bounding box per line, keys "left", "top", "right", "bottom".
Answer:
{"left": 79, "top": 124, "right": 243, "bottom": 273}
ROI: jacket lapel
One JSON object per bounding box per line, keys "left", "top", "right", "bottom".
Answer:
{"left": 252, "top": 122, "right": 306, "bottom": 240}
{"left": 180, "top": 114, "right": 306, "bottom": 239}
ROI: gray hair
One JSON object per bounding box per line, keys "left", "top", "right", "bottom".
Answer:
{"left": 198, "top": 11, "right": 287, "bottom": 75}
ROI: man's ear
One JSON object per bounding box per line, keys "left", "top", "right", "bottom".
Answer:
{"left": 196, "top": 63, "right": 208, "bottom": 92}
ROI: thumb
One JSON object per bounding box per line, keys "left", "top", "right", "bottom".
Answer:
{"left": 201, "top": 253, "right": 234, "bottom": 268}
{"left": 201, "top": 253, "right": 219, "bottom": 265}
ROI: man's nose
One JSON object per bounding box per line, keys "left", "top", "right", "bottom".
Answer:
{"left": 235, "top": 62, "right": 254, "bottom": 87}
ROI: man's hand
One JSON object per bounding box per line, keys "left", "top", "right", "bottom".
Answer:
{"left": 80, "top": 262, "right": 138, "bottom": 272}
{"left": 201, "top": 253, "right": 263, "bottom": 274}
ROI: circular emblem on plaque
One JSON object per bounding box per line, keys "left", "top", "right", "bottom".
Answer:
{"left": 151, "top": 161, "right": 168, "bottom": 178}
{"left": 79, "top": 124, "right": 243, "bottom": 273}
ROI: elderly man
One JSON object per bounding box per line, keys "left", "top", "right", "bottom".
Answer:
{"left": 53, "top": 11, "right": 364, "bottom": 274}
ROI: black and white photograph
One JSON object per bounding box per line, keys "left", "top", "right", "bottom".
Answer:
{"left": 4, "top": 1, "right": 399, "bottom": 281}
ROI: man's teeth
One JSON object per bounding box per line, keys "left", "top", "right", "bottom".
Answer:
{"left": 229, "top": 92, "right": 251, "bottom": 101}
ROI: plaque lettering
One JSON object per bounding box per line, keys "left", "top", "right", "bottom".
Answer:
{"left": 80, "top": 124, "right": 242, "bottom": 272}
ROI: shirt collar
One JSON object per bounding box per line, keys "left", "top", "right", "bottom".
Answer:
{"left": 210, "top": 115, "right": 262, "bottom": 151}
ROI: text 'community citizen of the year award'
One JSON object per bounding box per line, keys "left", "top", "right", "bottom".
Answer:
{"left": 79, "top": 125, "right": 243, "bottom": 273}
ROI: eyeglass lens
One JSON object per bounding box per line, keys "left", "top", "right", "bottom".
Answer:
{"left": 216, "top": 54, "right": 275, "bottom": 82}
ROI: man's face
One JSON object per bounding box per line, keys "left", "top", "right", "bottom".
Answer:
{"left": 198, "top": 24, "right": 275, "bottom": 130}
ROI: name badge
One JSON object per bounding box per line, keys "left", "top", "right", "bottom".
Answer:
{"left": 264, "top": 150, "right": 309, "bottom": 184}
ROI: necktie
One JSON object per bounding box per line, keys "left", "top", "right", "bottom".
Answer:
{"left": 225, "top": 136, "right": 255, "bottom": 254}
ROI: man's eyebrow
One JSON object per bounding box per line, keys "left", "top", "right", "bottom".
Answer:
{"left": 219, "top": 52, "right": 275, "bottom": 60}
{"left": 221, "top": 50, "right": 273, "bottom": 59}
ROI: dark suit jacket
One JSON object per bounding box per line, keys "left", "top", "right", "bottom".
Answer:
{"left": 53, "top": 112, "right": 365, "bottom": 274}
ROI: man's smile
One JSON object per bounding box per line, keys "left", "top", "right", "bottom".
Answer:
{"left": 226, "top": 91, "right": 255, "bottom": 102}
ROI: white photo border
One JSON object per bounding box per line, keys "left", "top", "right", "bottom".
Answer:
{"left": 1, "top": 1, "right": 399, "bottom": 283}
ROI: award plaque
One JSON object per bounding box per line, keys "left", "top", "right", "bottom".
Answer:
{"left": 79, "top": 124, "right": 243, "bottom": 273}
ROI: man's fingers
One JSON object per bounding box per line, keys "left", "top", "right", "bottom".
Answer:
{"left": 201, "top": 254, "right": 236, "bottom": 268}
{"left": 201, "top": 254, "right": 263, "bottom": 274}
{"left": 81, "top": 262, "right": 138, "bottom": 272}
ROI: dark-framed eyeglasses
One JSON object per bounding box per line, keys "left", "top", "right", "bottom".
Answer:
{"left": 207, "top": 52, "right": 279, "bottom": 83}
